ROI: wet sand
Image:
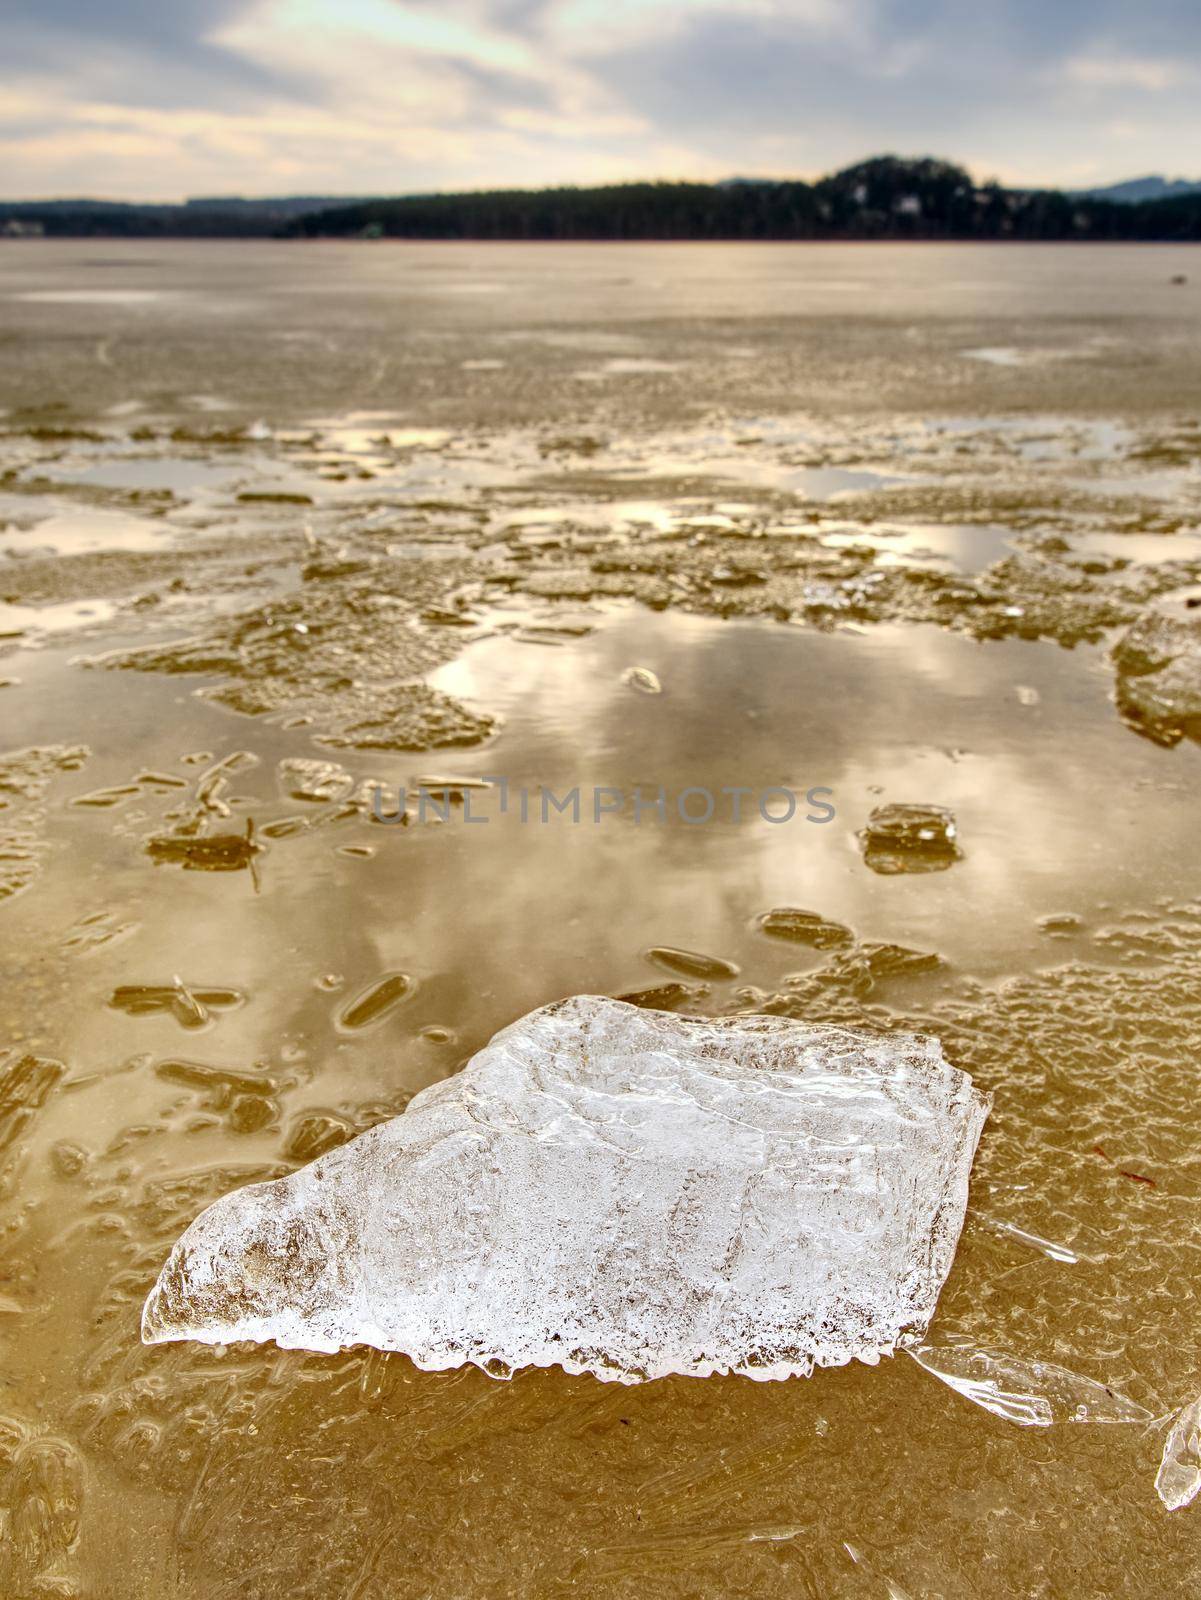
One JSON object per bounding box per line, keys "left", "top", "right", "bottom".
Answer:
{"left": 1, "top": 242, "right": 1200, "bottom": 1598}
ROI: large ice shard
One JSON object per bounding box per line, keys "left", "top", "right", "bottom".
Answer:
{"left": 905, "top": 1345, "right": 1152, "bottom": 1427}
{"left": 142, "top": 996, "right": 990, "bottom": 1382}
{"left": 1156, "top": 1395, "right": 1201, "bottom": 1511}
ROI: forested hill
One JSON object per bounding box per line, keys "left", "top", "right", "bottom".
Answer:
{"left": 291, "top": 159, "right": 1201, "bottom": 241}
{"left": 0, "top": 196, "right": 357, "bottom": 238}
{"left": 6, "top": 159, "right": 1201, "bottom": 241}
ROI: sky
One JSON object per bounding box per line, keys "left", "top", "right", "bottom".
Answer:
{"left": 1, "top": 0, "right": 1198, "bottom": 200}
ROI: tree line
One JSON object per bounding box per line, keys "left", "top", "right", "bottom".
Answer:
{"left": 4, "top": 159, "right": 1201, "bottom": 241}
{"left": 291, "top": 158, "right": 1201, "bottom": 241}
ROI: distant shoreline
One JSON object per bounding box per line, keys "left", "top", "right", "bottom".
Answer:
{"left": 4, "top": 236, "right": 1198, "bottom": 248}
{"left": 5, "top": 158, "right": 1201, "bottom": 243}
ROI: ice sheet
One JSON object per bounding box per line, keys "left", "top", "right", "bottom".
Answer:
{"left": 143, "top": 995, "right": 990, "bottom": 1382}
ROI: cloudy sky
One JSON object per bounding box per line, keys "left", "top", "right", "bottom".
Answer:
{"left": 2, "top": 0, "right": 1197, "bottom": 200}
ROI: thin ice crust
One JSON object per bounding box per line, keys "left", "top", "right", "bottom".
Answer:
{"left": 142, "top": 996, "right": 990, "bottom": 1383}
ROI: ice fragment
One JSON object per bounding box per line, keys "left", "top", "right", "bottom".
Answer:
{"left": 1112, "top": 587, "right": 1201, "bottom": 746}
{"left": 620, "top": 666, "right": 662, "bottom": 694}
{"left": 1156, "top": 1395, "right": 1201, "bottom": 1511}
{"left": 644, "top": 946, "right": 740, "bottom": 982}
{"left": 976, "top": 1215, "right": 1085, "bottom": 1264}
{"left": 906, "top": 1345, "right": 1152, "bottom": 1427}
{"left": 143, "top": 996, "right": 990, "bottom": 1382}
{"left": 335, "top": 972, "right": 414, "bottom": 1032}
{"left": 754, "top": 908, "right": 854, "bottom": 948}
{"left": 276, "top": 758, "right": 355, "bottom": 803}
{"left": 859, "top": 804, "right": 961, "bottom": 875}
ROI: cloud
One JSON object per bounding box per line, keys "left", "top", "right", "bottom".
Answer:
{"left": 1061, "top": 54, "right": 1189, "bottom": 92}
{"left": 2, "top": 0, "right": 302, "bottom": 108}
{"left": 2, "top": 0, "right": 1201, "bottom": 196}
{"left": 571, "top": 1, "right": 1201, "bottom": 179}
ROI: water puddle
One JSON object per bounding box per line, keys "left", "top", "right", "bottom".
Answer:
{"left": 0, "top": 506, "right": 172, "bottom": 556}
{"left": 0, "top": 596, "right": 119, "bottom": 637}
{"left": 63, "top": 457, "right": 242, "bottom": 494}
{"left": 818, "top": 521, "right": 1017, "bottom": 571}
{"left": 423, "top": 610, "right": 1199, "bottom": 974}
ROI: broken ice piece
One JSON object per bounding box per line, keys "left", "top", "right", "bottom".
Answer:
{"left": 859, "top": 804, "right": 961, "bottom": 875}
{"left": 754, "top": 908, "right": 854, "bottom": 949}
{"left": 109, "top": 983, "right": 245, "bottom": 1026}
{"left": 0, "top": 1051, "right": 65, "bottom": 1155}
{"left": 413, "top": 775, "right": 494, "bottom": 801}
{"left": 335, "top": 972, "right": 414, "bottom": 1032}
{"left": 975, "top": 1215, "right": 1084, "bottom": 1264}
{"left": 906, "top": 1345, "right": 1152, "bottom": 1427}
{"left": 1156, "top": 1395, "right": 1201, "bottom": 1511}
{"left": 644, "top": 946, "right": 740, "bottom": 981}
{"left": 844, "top": 1543, "right": 913, "bottom": 1600}
{"left": 823, "top": 943, "right": 943, "bottom": 997}
{"left": 143, "top": 996, "right": 990, "bottom": 1382}
{"left": 1112, "top": 588, "right": 1201, "bottom": 747}
{"left": 276, "top": 758, "right": 355, "bottom": 803}
{"left": 145, "top": 820, "right": 262, "bottom": 874}
{"left": 613, "top": 980, "right": 707, "bottom": 1010}
{"left": 620, "top": 666, "right": 662, "bottom": 695}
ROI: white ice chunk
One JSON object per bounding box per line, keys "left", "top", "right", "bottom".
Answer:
{"left": 620, "top": 665, "right": 662, "bottom": 695}
{"left": 906, "top": 1345, "right": 1153, "bottom": 1427}
{"left": 142, "top": 995, "right": 990, "bottom": 1382}
{"left": 1156, "top": 1395, "right": 1201, "bottom": 1511}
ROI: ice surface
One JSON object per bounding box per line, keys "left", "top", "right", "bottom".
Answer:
{"left": 905, "top": 1345, "right": 1153, "bottom": 1427}
{"left": 1156, "top": 1395, "right": 1201, "bottom": 1511}
{"left": 142, "top": 995, "right": 990, "bottom": 1382}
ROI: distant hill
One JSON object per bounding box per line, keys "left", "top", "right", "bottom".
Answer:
{"left": 290, "top": 157, "right": 1201, "bottom": 242}
{"left": 4, "top": 159, "right": 1201, "bottom": 240}
{"left": 0, "top": 196, "right": 368, "bottom": 238}
{"left": 181, "top": 195, "right": 365, "bottom": 218}
{"left": 1075, "top": 175, "right": 1201, "bottom": 204}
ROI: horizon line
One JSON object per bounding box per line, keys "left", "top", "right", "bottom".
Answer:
{"left": 4, "top": 165, "right": 1199, "bottom": 211}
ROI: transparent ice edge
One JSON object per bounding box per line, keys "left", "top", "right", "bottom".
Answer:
{"left": 143, "top": 996, "right": 991, "bottom": 1384}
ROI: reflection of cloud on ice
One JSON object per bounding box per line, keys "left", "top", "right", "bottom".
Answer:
{"left": 427, "top": 609, "right": 1201, "bottom": 977}
{"left": 22, "top": 595, "right": 1201, "bottom": 1174}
